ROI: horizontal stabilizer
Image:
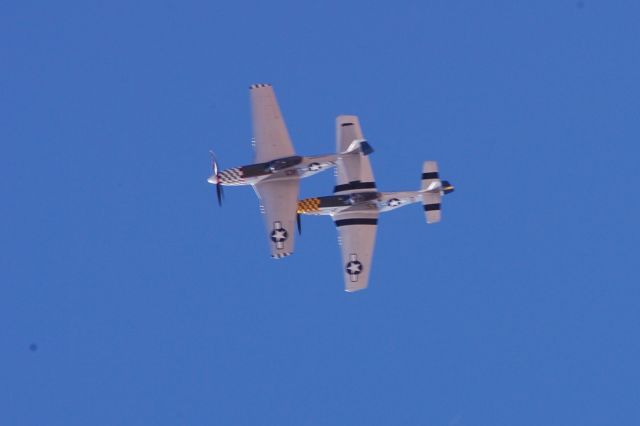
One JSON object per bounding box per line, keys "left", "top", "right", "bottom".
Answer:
{"left": 421, "top": 161, "right": 442, "bottom": 223}
{"left": 422, "top": 192, "right": 441, "bottom": 223}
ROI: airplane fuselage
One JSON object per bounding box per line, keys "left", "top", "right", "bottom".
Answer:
{"left": 208, "top": 154, "right": 338, "bottom": 187}
{"left": 297, "top": 190, "right": 429, "bottom": 216}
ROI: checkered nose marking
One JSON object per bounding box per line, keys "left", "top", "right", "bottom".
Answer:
{"left": 297, "top": 198, "right": 320, "bottom": 214}
{"left": 217, "top": 167, "right": 245, "bottom": 184}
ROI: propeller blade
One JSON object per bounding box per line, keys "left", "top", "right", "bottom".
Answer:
{"left": 209, "top": 150, "right": 219, "bottom": 176}
{"left": 216, "top": 183, "right": 223, "bottom": 206}
{"left": 297, "top": 213, "right": 302, "bottom": 235}
{"left": 210, "top": 150, "right": 224, "bottom": 206}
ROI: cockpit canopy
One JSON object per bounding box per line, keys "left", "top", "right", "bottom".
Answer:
{"left": 266, "top": 156, "right": 303, "bottom": 172}
{"left": 348, "top": 191, "right": 379, "bottom": 204}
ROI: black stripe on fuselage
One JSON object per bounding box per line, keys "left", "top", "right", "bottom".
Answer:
{"left": 423, "top": 203, "right": 441, "bottom": 211}
{"left": 333, "top": 180, "right": 377, "bottom": 193}
{"left": 422, "top": 172, "right": 439, "bottom": 180}
{"left": 341, "top": 123, "right": 354, "bottom": 127}
{"left": 334, "top": 218, "right": 378, "bottom": 227}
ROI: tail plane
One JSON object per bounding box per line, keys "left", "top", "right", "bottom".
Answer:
{"left": 420, "top": 161, "right": 454, "bottom": 223}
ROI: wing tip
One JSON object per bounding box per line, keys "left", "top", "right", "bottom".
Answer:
{"left": 271, "top": 252, "right": 292, "bottom": 259}
{"left": 250, "top": 83, "right": 272, "bottom": 90}
{"left": 336, "top": 115, "right": 359, "bottom": 126}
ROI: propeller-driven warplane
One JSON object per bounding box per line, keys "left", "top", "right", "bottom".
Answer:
{"left": 207, "top": 84, "right": 372, "bottom": 259}
{"left": 296, "top": 116, "right": 454, "bottom": 292}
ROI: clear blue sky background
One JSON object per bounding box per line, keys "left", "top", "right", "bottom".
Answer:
{"left": 2, "top": 1, "right": 639, "bottom": 425}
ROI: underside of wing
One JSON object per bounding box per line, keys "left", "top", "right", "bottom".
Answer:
{"left": 333, "top": 209, "right": 378, "bottom": 292}
{"left": 335, "top": 115, "right": 376, "bottom": 194}
{"left": 250, "top": 84, "right": 295, "bottom": 163}
{"left": 254, "top": 178, "right": 300, "bottom": 259}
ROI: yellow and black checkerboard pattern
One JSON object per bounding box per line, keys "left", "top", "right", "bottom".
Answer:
{"left": 297, "top": 198, "right": 321, "bottom": 213}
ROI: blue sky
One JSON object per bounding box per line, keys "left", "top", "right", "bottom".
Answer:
{"left": 2, "top": 1, "right": 639, "bottom": 424}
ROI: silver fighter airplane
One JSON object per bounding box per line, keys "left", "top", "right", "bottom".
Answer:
{"left": 296, "top": 115, "right": 454, "bottom": 291}
{"left": 207, "top": 85, "right": 372, "bottom": 259}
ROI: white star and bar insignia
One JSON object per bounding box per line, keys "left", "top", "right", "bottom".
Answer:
{"left": 345, "top": 254, "right": 363, "bottom": 282}
{"left": 308, "top": 162, "right": 322, "bottom": 171}
{"left": 270, "top": 221, "right": 289, "bottom": 249}
{"left": 271, "top": 229, "right": 288, "bottom": 242}
{"left": 346, "top": 261, "right": 362, "bottom": 274}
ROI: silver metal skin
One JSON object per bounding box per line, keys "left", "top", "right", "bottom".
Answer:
{"left": 207, "top": 84, "right": 369, "bottom": 259}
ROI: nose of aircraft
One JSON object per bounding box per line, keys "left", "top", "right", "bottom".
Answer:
{"left": 207, "top": 175, "right": 218, "bottom": 184}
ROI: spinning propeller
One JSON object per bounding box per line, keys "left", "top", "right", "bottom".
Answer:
{"left": 209, "top": 151, "right": 224, "bottom": 206}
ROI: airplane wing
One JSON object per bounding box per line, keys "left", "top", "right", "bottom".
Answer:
{"left": 254, "top": 178, "right": 300, "bottom": 259}
{"left": 250, "top": 84, "right": 295, "bottom": 163}
{"left": 334, "top": 115, "right": 376, "bottom": 194}
{"left": 333, "top": 209, "right": 378, "bottom": 292}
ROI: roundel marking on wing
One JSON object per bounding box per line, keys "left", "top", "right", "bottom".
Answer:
{"left": 270, "top": 227, "right": 289, "bottom": 243}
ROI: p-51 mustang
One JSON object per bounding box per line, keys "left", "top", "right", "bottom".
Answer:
{"left": 297, "top": 115, "right": 454, "bottom": 292}
{"left": 207, "top": 84, "right": 372, "bottom": 259}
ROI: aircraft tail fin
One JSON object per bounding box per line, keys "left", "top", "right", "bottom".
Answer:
{"left": 341, "top": 139, "right": 374, "bottom": 156}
